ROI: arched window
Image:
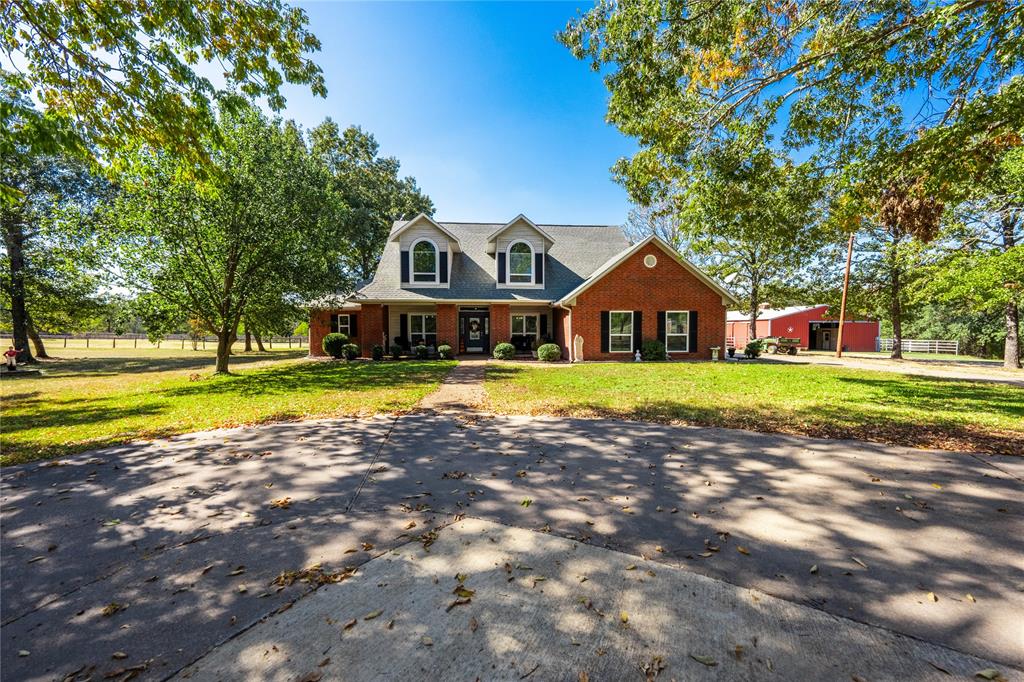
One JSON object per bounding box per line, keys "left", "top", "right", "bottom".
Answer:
{"left": 508, "top": 241, "right": 533, "bottom": 284}
{"left": 412, "top": 239, "right": 438, "bottom": 283}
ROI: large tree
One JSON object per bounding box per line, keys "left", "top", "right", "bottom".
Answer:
{"left": 1, "top": 0, "right": 326, "bottom": 199}
{"left": 111, "top": 107, "right": 349, "bottom": 373}
{"left": 309, "top": 121, "right": 434, "bottom": 280}
{"left": 1, "top": 104, "right": 109, "bottom": 362}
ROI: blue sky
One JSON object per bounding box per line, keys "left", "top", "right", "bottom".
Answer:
{"left": 275, "top": 1, "right": 635, "bottom": 225}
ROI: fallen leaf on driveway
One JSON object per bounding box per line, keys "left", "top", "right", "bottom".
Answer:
{"left": 966, "top": 593, "right": 976, "bottom": 603}
{"left": 927, "top": 592, "right": 938, "bottom": 602}
{"left": 521, "top": 498, "right": 532, "bottom": 507}
{"left": 975, "top": 670, "right": 1004, "bottom": 681}
{"left": 342, "top": 618, "right": 357, "bottom": 630}
{"left": 420, "top": 635, "right": 433, "bottom": 646}
{"left": 364, "top": 609, "right": 383, "bottom": 620}
{"left": 851, "top": 557, "right": 868, "bottom": 569}
{"left": 737, "top": 546, "right": 750, "bottom": 555}
{"left": 689, "top": 654, "right": 717, "bottom": 666}
{"left": 269, "top": 497, "right": 291, "bottom": 509}
{"left": 227, "top": 566, "right": 246, "bottom": 576}
{"left": 810, "top": 564, "right": 818, "bottom": 574}
{"left": 112, "top": 652, "right": 128, "bottom": 660}
{"left": 295, "top": 671, "right": 323, "bottom": 682}
{"left": 640, "top": 655, "right": 665, "bottom": 680}
{"left": 101, "top": 602, "right": 126, "bottom": 617}
{"left": 932, "top": 483, "right": 943, "bottom": 489}
{"left": 619, "top": 610, "right": 629, "bottom": 624}
{"left": 361, "top": 542, "right": 374, "bottom": 551}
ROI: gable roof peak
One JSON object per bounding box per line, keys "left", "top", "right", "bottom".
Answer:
{"left": 390, "top": 213, "right": 462, "bottom": 252}
{"left": 486, "top": 214, "right": 556, "bottom": 247}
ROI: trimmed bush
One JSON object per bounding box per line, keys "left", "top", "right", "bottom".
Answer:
{"left": 437, "top": 344, "right": 454, "bottom": 359}
{"left": 371, "top": 344, "right": 384, "bottom": 361}
{"left": 641, "top": 339, "right": 667, "bottom": 361}
{"left": 414, "top": 344, "right": 429, "bottom": 360}
{"left": 493, "top": 342, "right": 516, "bottom": 360}
{"left": 389, "top": 343, "right": 403, "bottom": 360}
{"left": 342, "top": 343, "right": 360, "bottom": 361}
{"left": 537, "top": 343, "right": 561, "bottom": 362}
{"left": 322, "top": 333, "right": 349, "bottom": 359}
{"left": 744, "top": 339, "right": 764, "bottom": 358}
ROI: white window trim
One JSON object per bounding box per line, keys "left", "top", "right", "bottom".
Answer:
{"left": 609, "top": 310, "right": 633, "bottom": 354}
{"left": 511, "top": 313, "right": 540, "bottom": 337}
{"left": 408, "top": 313, "right": 437, "bottom": 346}
{"left": 505, "top": 240, "right": 535, "bottom": 287}
{"left": 334, "top": 314, "right": 351, "bottom": 336}
{"left": 665, "top": 310, "right": 690, "bottom": 354}
{"left": 410, "top": 238, "right": 440, "bottom": 284}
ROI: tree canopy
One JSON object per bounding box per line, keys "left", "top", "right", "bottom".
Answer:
{"left": 109, "top": 106, "right": 348, "bottom": 372}
{"left": 1, "top": 0, "right": 326, "bottom": 199}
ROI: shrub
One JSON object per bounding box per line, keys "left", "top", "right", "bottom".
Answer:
{"left": 342, "top": 343, "right": 360, "bottom": 361}
{"left": 437, "top": 344, "right": 454, "bottom": 359}
{"left": 389, "top": 343, "right": 403, "bottom": 359}
{"left": 641, "top": 339, "right": 667, "bottom": 361}
{"left": 414, "top": 344, "right": 429, "bottom": 360}
{"left": 322, "top": 333, "right": 349, "bottom": 359}
{"left": 371, "top": 344, "right": 384, "bottom": 361}
{"left": 537, "top": 343, "right": 561, "bottom": 362}
{"left": 744, "top": 339, "right": 764, "bottom": 358}
{"left": 493, "top": 342, "right": 516, "bottom": 360}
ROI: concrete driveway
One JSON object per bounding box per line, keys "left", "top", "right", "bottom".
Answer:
{"left": 2, "top": 413, "right": 1022, "bottom": 680}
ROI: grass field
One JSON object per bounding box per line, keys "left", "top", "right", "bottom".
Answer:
{"left": 1, "top": 349, "right": 454, "bottom": 465}
{"left": 484, "top": 362, "right": 1024, "bottom": 455}
{"left": 799, "top": 350, "right": 1004, "bottom": 364}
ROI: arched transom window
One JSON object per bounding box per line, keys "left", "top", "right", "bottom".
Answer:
{"left": 412, "top": 239, "right": 438, "bottom": 282}
{"left": 508, "top": 241, "right": 533, "bottom": 284}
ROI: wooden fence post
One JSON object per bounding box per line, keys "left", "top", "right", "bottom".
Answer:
{"left": 86, "top": 335, "right": 90, "bottom": 348}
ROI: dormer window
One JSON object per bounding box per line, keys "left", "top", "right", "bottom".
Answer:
{"left": 508, "top": 241, "right": 534, "bottom": 284}
{"left": 412, "top": 239, "right": 439, "bottom": 283}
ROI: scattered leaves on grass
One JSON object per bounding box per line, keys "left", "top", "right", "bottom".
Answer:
{"left": 689, "top": 654, "right": 717, "bottom": 666}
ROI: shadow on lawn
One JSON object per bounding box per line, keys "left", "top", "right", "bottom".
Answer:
{"left": 484, "top": 365, "right": 1024, "bottom": 455}
{"left": 23, "top": 350, "right": 307, "bottom": 378}
{"left": 4, "top": 412, "right": 1019, "bottom": 680}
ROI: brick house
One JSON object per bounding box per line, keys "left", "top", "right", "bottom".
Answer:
{"left": 309, "top": 214, "right": 737, "bottom": 361}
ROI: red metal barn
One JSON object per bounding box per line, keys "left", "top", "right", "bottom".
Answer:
{"left": 726, "top": 305, "right": 879, "bottom": 352}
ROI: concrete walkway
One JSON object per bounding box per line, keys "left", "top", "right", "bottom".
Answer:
{"left": 2, "top": 414, "right": 1021, "bottom": 681}
{"left": 415, "top": 357, "right": 487, "bottom": 411}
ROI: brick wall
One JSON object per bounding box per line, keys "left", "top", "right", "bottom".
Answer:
{"left": 570, "top": 242, "right": 728, "bottom": 361}
{"left": 358, "top": 304, "right": 384, "bottom": 356}
{"left": 308, "top": 309, "right": 333, "bottom": 357}
{"left": 436, "top": 304, "right": 458, "bottom": 349}
{"left": 490, "top": 304, "right": 511, "bottom": 351}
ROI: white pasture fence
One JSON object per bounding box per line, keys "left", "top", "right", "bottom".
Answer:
{"left": 877, "top": 338, "right": 959, "bottom": 354}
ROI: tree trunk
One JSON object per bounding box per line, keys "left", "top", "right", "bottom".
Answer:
{"left": 3, "top": 217, "right": 35, "bottom": 364}
{"left": 747, "top": 276, "right": 760, "bottom": 343}
{"left": 1005, "top": 301, "right": 1021, "bottom": 369}
{"left": 26, "top": 313, "right": 49, "bottom": 359}
{"left": 254, "top": 331, "right": 267, "bottom": 352}
{"left": 244, "top": 329, "right": 252, "bottom": 352}
{"left": 1002, "top": 214, "right": 1021, "bottom": 368}
{"left": 215, "top": 330, "right": 233, "bottom": 373}
{"left": 889, "top": 261, "right": 903, "bottom": 360}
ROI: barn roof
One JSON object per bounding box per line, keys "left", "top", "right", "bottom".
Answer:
{"left": 726, "top": 305, "right": 827, "bottom": 322}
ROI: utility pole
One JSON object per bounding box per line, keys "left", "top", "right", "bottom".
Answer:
{"left": 835, "top": 234, "right": 855, "bottom": 358}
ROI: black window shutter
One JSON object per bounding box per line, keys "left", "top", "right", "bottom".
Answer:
{"left": 439, "top": 251, "right": 448, "bottom": 283}
{"left": 539, "top": 314, "right": 548, "bottom": 337}
{"left": 349, "top": 314, "right": 358, "bottom": 338}
{"left": 657, "top": 311, "right": 666, "bottom": 343}
{"left": 535, "top": 252, "right": 544, "bottom": 285}
{"left": 330, "top": 313, "right": 338, "bottom": 333}
{"left": 399, "top": 314, "right": 408, "bottom": 345}
{"left": 497, "top": 252, "right": 506, "bottom": 284}
{"left": 400, "top": 251, "right": 410, "bottom": 284}
{"left": 600, "top": 311, "right": 610, "bottom": 353}
{"left": 633, "top": 311, "right": 643, "bottom": 351}
{"left": 688, "top": 311, "right": 699, "bottom": 352}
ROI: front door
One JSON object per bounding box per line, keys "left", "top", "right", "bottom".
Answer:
{"left": 821, "top": 329, "right": 833, "bottom": 351}
{"left": 459, "top": 311, "right": 490, "bottom": 354}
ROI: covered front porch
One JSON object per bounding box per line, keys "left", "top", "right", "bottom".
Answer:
{"left": 310, "top": 302, "right": 563, "bottom": 358}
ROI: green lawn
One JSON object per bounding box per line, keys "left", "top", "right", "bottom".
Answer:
{"left": 484, "top": 362, "right": 1024, "bottom": 455}
{"left": 1, "top": 350, "right": 454, "bottom": 465}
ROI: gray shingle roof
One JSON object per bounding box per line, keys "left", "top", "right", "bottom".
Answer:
{"left": 352, "top": 222, "right": 630, "bottom": 303}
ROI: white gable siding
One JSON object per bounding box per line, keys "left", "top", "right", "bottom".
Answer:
{"left": 399, "top": 222, "right": 450, "bottom": 251}
{"left": 496, "top": 221, "right": 545, "bottom": 289}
